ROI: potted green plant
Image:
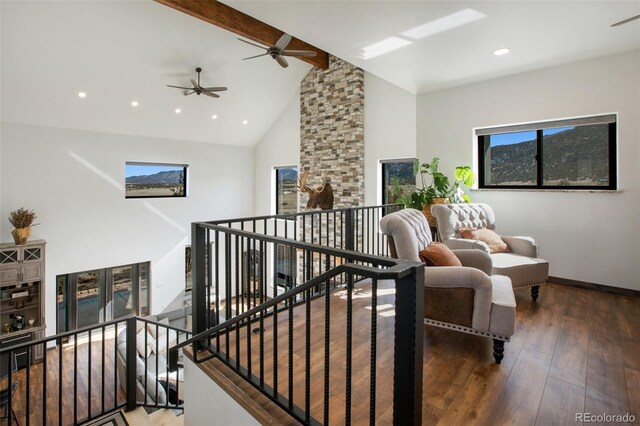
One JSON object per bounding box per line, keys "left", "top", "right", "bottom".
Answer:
{"left": 8, "top": 207, "right": 38, "bottom": 245}
{"left": 391, "top": 157, "right": 476, "bottom": 224}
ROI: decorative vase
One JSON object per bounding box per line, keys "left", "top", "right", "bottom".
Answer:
{"left": 422, "top": 197, "right": 450, "bottom": 226}
{"left": 11, "top": 227, "right": 31, "bottom": 245}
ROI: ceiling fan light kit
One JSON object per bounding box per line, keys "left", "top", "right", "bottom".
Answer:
{"left": 166, "top": 67, "right": 228, "bottom": 98}
{"left": 239, "top": 33, "right": 317, "bottom": 68}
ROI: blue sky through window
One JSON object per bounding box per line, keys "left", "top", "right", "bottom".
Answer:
{"left": 125, "top": 163, "right": 183, "bottom": 178}
{"left": 490, "top": 126, "right": 574, "bottom": 146}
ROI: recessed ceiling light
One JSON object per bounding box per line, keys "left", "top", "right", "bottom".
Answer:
{"left": 211, "top": 114, "right": 218, "bottom": 120}
{"left": 175, "top": 108, "right": 182, "bottom": 114}
{"left": 78, "top": 92, "right": 86, "bottom": 98}
{"left": 242, "top": 120, "right": 248, "bottom": 125}
{"left": 131, "top": 101, "right": 139, "bottom": 107}
{"left": 494, "top": 48, "right": 510, "bottom": 56}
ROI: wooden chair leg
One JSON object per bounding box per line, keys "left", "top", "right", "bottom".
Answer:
{"left": 492, "top": 339, "right": 505, "bottom": 364}
{"left": 531, "top": 285, "right": 540, "bottom": 301}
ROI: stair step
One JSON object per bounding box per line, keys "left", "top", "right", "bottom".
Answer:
{"left": 122, "top": 407, "right": 183, "bottom": 426}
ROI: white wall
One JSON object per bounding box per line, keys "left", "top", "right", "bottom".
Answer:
{"left": 417, "top": 50, "right": 640, "bottom": 290}
{"left": 364, "top": 72, "right": 417, "bottom": 206}
{"left": 184, "top": 356, "right": 259, "bottom": 426}
{"left": 253, "top": 73, "right": 417, "bottom": 215}
{"left": 0, "top": 122, "right": 254, "bottom": 335}
{"left": 253, "top": 91, "right": 300, "bottom": 216}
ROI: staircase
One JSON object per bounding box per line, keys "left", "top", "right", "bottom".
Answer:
{"left": 123, "top": 407, "right": 184, "bottom": 426}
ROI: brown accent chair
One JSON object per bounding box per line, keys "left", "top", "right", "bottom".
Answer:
{"left": 431, "top": 203, "right": 549, "bottom": 300}
{"left": 380, "top": 208, "right": 516, "bottom": 363}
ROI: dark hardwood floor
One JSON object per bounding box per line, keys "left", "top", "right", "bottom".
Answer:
{"left": 0, "top": 327, "right": 125, "bottom": 426}
{"left": 1, "top": 281, "right": 637, "bottom": 425}
{"left": 202, "top": 281, "right": 639, "bottom": 425}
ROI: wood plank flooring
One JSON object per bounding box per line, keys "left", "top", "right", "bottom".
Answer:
{"left": 0, "top": 327, "right": 125, "bottom": 426}
{"left": 201, "top": 281, "right": 640, "bottom": 425}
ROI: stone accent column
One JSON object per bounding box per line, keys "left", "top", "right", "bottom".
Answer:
{"left": 296, "top": 55, "right": 364, "bottom": 281}
{"left": 299, "top": 55, "right": 364, "bottom": 210}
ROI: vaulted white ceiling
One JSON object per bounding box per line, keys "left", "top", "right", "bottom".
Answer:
{"left": 0, "top": 1, "right": 311, "bottom": 146}
{"left": 2, "top": 1, "right": 639, "bottom": 147}
{"left": 223, "top": 0, "right": 640, "bottom": 94}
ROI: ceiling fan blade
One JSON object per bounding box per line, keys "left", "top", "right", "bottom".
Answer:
{"left": 202, "top": 91, "right": 220, "bottom": 98}
{"left": 191, "top": 79, "right": 200, "bottom": 89}
{"left": 611, "top": 14, "right": 640, "bottom": 26}
{"left": 275, "top": 54, "right": 289, "bottom": 68}
{"left": 242, "top": 52, "right": 269, "bottom": 60}
{"left": 167, "top": 85, "right": 192, "bottom": 90}
{"left": 281, "top": 50, "right": 317, "bottom": 58}
{"left": 238, "top": 38, "right": 268, "bottom": 50}
{"left": 203, "top": 87, "right": 228, "bottom": 92}
{"left": 275, "top": 33, "right": 292, "bottom": 51}
{"left": 185, "top": 91, "right": 196, "bottom": 96}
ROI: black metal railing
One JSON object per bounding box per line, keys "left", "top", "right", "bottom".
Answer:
{"left": 190, "top": 204, "right": 402, "bottom": 334}
{"left": 179, "top": 204, "right": 425, "bottom": 425}
{"left": 0, "top": 316, "right": 191, "bottom": 425}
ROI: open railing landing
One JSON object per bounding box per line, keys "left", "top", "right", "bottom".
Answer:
{"left": 177, "top": 205, "right": 426, "bottom": 425}
{"left": 0, "top": 316, "right": 191, "bottom": 425}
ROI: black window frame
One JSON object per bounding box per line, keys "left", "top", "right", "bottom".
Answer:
{"left": 274, "top": 166, "right": 298, "bottom": 216}
{"left": 125, "top": 162, "right": 188, "bottom": 199}
{"left": 381, "top": 158, "right": 416, "bottom": 205}
{"left": 477, "top": 114, "right": 617, "bottom": 190}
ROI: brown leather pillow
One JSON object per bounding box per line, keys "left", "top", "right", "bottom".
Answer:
{"left": 459, "top": 227, "right": 511, "bottom": 254}
{"left": 419, "top": 242, "right": 462, "bottom": 267}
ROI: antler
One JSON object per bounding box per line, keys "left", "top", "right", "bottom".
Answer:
{"left": 315, "top": 175, "right": 326, "bottom": 193}
{"left": 298, "top": 170, "right": 310, "bottom": 193}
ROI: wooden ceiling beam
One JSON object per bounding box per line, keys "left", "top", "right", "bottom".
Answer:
{"left": 154, "top": 0, "right": 329, "bottom": 69}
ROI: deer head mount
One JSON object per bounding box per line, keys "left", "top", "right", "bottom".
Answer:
{"left": 298, "top": 171, "right": 334, "bottom": 210}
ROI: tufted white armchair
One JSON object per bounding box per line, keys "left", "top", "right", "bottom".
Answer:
{"left": 380, "top": 208, "right": 516, "bottom": 363}
{"left": 431, "top": 203, "right": 549, "bottom": 300}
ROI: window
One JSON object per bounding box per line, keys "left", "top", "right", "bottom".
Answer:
{"left": 477, "top": 114, "right": 616, "bottom": 190}
{"left": 125, "top": 162, "right": 187, "bottom": 198}
{"left": 56, "top": 262, "right": 150, "bottom": 333}
{"left": 275, "top": 166, "right": 298, "bottom": 215}
{"left": 381, "top": 159, "right": 415, "bottom": 204}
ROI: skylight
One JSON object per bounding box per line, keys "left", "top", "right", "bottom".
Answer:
{"left": 402, "top": 8, "right": 486, "bottom": 40}
{"left": 356, "top": 37, "right": 412, "bottom": 60}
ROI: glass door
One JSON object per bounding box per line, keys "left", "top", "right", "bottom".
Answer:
{"left": 110, "top": 265, "right": 136, "bottom": 319}
{"left": 56, "top": 262, "right": 149, "bottom": 332}
{"left": 73, "top": 270, "right": 105, "bottom": 329}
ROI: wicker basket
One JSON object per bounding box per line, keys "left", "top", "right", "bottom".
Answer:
{"left": 422, "top": 198, "right": 449, "bottom": 226}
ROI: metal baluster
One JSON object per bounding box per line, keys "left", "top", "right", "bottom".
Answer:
{"left": 259, "top": 241, "right": 265, "bottom": 388}
{"left": 8, "top": 351, "right": 12, "bottom": 426}
{"left": 323, "top": 277, "right": 331, "bottom": 425}
{"left": 305, "top": 289, "right": 311, "bottom": 423}
{"left": 58, "top": 338, "right": 63, "bottom": 426}
{"left": 288, "top": 292, "right": 294, "bottom": 409}
{"left": 26, "top": 345, "right": 31, "bottom": 426}
{"left": 345, "top": 273, "right": 353, "bottom": 425}
{"left": 225, "top": 233, "right": 231, "bottom": 360}
{"left": 43, "top": 342, "right": 47, "bottom": 426}
{"left": 215, "top": 230, "right": 220, "bottom": 351}
{"left": 74, "top": 334, "right": 78, "bottom": 425}
{"left": 235, "top": 234, "right": 240, "bottom": 368}
{"left": 88, "top": 329, "right": 92, "bottom": 419}
{"left": 101, "top": 325, "right": 105, "bottom": 414}
{"left": 273, "top": 241, "right": 279, "bottom": 398}
{"left": 114, "top": 323, "right": 119, "bottom": 409}
{"left": 370, "top": 278, "right": 378, "bottom": 425}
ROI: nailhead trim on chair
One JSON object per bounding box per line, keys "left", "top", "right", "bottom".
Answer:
{"left": 423, "top": 318, "right": 511, "bottom": 342}
{"left": 511, "top": 280, "right": 546, "bottom": 289}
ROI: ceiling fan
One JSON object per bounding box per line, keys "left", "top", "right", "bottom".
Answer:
{"left": 166, "top": 67, "right": 227, "bottom": 98}
{"left": 611, "top": 14, "right": 640, "bottom": 27}
{"left": 238, "top": 33, "right": 317, "bottom": 68}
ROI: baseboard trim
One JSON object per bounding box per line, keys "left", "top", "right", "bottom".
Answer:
{"left": 548, "top": 276, "right": 640, "bottom": 298}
